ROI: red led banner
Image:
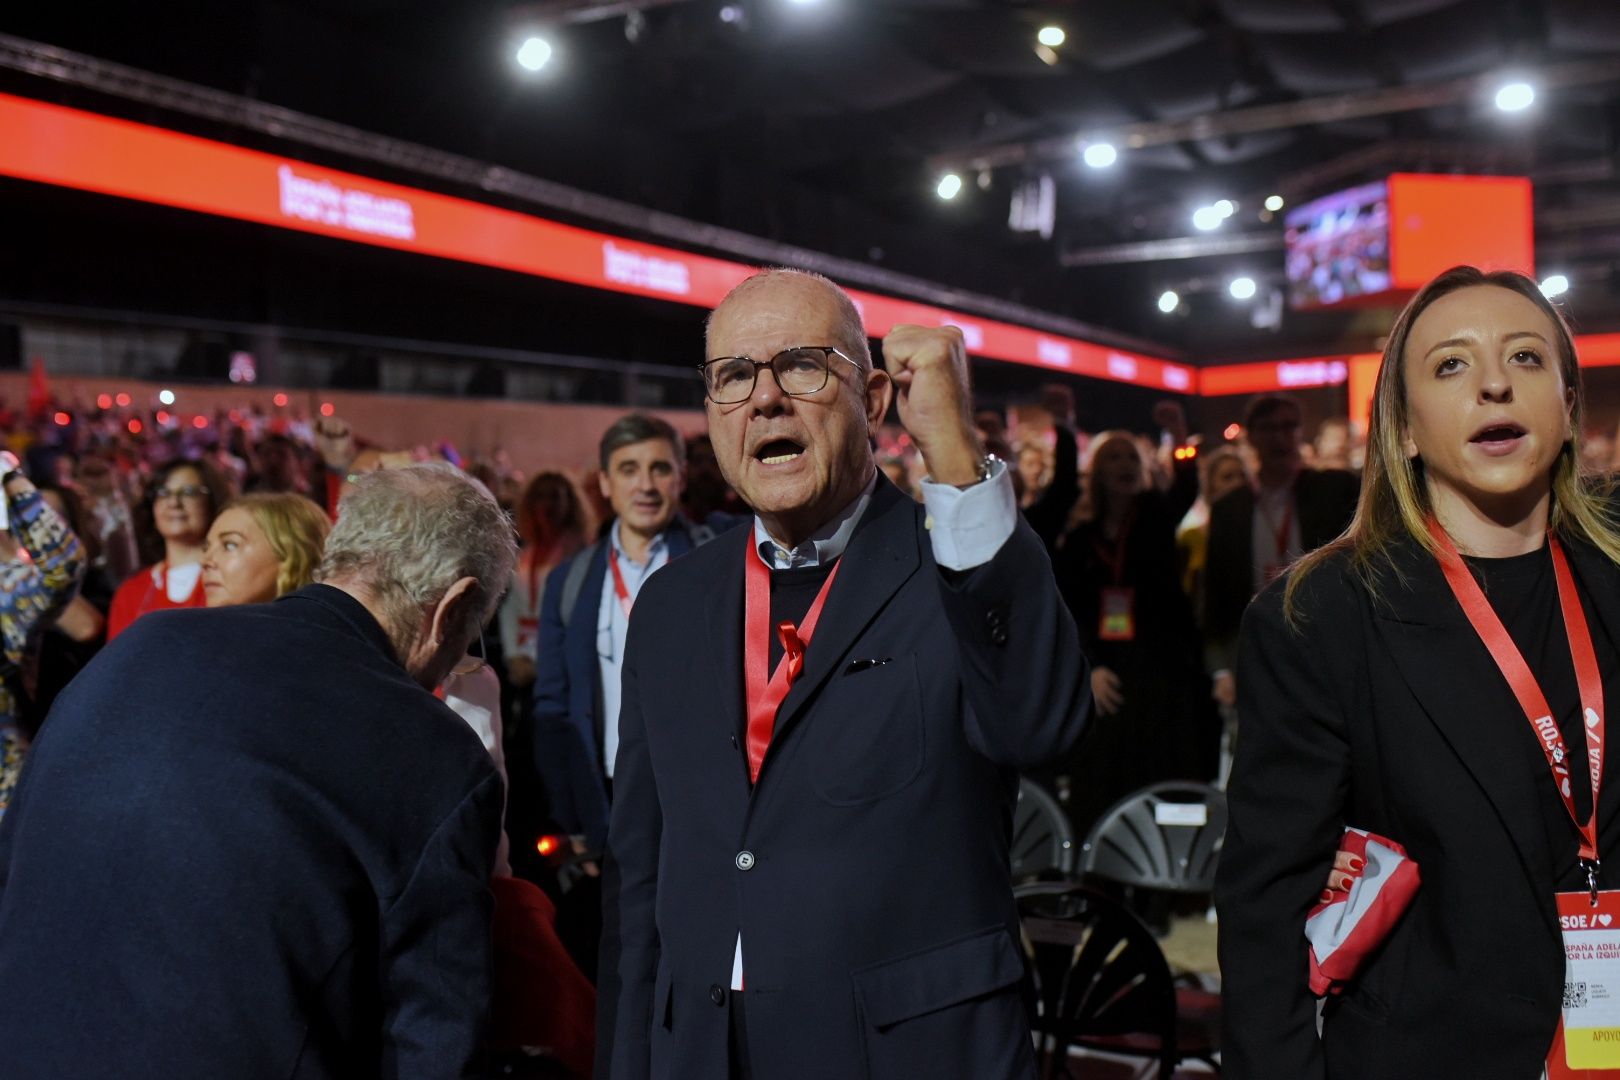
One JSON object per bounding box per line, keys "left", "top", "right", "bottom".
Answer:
{"left": 0, "top": 93, "right": 1194, "bottom": 393}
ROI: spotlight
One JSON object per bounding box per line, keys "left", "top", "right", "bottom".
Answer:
{"left": 1229, "top": 276, "right": 1258, "bottom": 300}
{"left": 1495, "top": 81, "right": 1534, "bottom": 112}
{"left": 1157, "top": 290, "right": 1180, "bottom": 314}
{"left": 273, "top": 393, "right": 289, "bottom": 407}
{"left": 1541, "top": 274, "right": 1570, "bottom": 298}
{"left": 115, "top": 392, "right": 132, "bottom": 407}
{"left": 1264, "top": 194, "right": 1285, "bottom": 212}
{"left": 192, "top": 415, "right": 209, "bottom": 430}
{"left": 936, "top": 173, "right": 963, "bottom": 200}
{"left": 1224, "top": 423, "right": 1242, "bottom": 441}
{"left": 53, "top": 411, "right": 70, "bottom": 427}
{"left": 516, "top": 36, "right": 553, "bottom": 72}
{"left": 96, "top": 394, "right": 112, "bottom": 410}
{"left": 719, "top": 4, "right": 744, "bottom": 23}
{"left": 320, "top": 402, "right": 336, "bottom": 417}
{"left": 1037, "top": 26, "right": 1066, "bottom": 48}
{"left": 128, "top": 419, "right": 143, "bottom": 435}
{"left": 1082, "top": 142, "right": 1118, "bottom": 169}
{"left": 158, "top": 389, "right": 176, "bottom": 406}
{"left": 1214, "top": 199, "right": 1236, "bottom": 218}
{"left": 1192, "top": 206, "right": 1224, "bottom": 231}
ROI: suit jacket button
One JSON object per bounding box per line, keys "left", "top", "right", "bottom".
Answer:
{"left": 990, "top": 628, "right": 1009, "bottom": 646}
{"left": 736, "top": 850, "right": 756, "bottom": 871}
{"left": 710, "top": 984, "right": 727, "bottom": 1006}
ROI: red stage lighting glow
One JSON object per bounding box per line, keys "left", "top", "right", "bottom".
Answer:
{"left": 1224, "top": 423, "right": 1242, "bottom": 441}
{"left": 273, "top": 393, "right": 289, "bottom": 407}
{"left": 96, "top": 394, "right": 112, "bottom": 409}
{"left": 319, "top": 402, "right": 335, "bottom": 417}
{"left": 192, "top": 415, "right": 208, "bottom": 429}
{"left": 155, "top": 410, "right": 170, "bottom": 425}
{"left": 53, "top": 411, "right": 70, "bottom": 427}
{"left": 115, "top": 393, "right": 132, "bottom": 407}
{"left": 127, "top": 419, "right": 143, "bottom": 434}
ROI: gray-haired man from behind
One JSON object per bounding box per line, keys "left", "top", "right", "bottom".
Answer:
{"left": 0, "top": 463, "right": 517, "bottom": 1080}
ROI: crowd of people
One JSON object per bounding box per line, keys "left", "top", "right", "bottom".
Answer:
{"left": 0, "top": 262, "right": 1610, "bottom": 1078}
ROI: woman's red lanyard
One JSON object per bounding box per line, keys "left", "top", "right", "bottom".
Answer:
{"left": 606, "top": 545, "right": 636, "bottom": 619}
{"left": 1093, "top": 506, "right": 1137, "bottom": 585}
{"left": 742, "top": 543, "right": 840, "bottom": 784}
{"left": 1428, "top": 518, "right": 1605, "bottom": 903}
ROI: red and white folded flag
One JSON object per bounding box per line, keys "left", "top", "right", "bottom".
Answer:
{"left": 1305, "top": 827, "right": 1422, "bottom": 996}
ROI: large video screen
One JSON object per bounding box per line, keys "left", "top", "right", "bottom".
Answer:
{"left": 1284, "top": 180, "right": 1392, "bottom": 310}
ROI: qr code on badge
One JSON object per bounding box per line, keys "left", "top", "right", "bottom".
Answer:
{"left": 1566, "top": 982, "right": 1589, "bottom": 1009}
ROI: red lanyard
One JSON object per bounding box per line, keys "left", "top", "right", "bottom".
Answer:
{"left": 1429, "top": 518, "right": 1605, "bottom": 896}
{"left": 606, "top": 545, "right": 637, "bottom": 619}
{"left": 1260, "top": 493, "right": 1294, "bottom": 561}
{"left": 1093, "top": 507, "right": 1136, "bottom": 585}
{"left": 743, "top": 542, "right": 840, "bottom": 784}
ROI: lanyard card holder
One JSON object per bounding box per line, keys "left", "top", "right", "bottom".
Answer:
{"left": 1550, "top": 890, "right": 1620, "bottom": 1077}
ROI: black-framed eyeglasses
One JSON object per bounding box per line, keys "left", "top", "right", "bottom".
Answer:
{"left": 152, "top": 484, "right": 210, "bottom": 503}
{"left": 698, "top": 346, "right": 859, "bottom": 405}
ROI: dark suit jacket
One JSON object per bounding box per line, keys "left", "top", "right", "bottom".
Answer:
{"left": 1203, "top": 468, "right": 1359, "bottom": 672}
{"left": 1216, "top": 536, "right": 1620, "bottom": 1078}
{"left": 0, "top": 585, "right": 504, "bottom": 1080}
{"left": 597, "top": 477, "right": 1089, "bottom": 1080}
{"left": 532, "top": 519, "right": 705, "bottom": 850}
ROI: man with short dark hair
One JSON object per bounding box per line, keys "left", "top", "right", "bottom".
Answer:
{"left": 1204, "top": 394, "right": 1359, "bottom": 704}
{"left": 599, "top": 269, "right": 1088, "bottom": 1080}
{"left": 532, "top": 413, "right": 731, "bottom": 863}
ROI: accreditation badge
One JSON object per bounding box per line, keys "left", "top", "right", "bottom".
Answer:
{"left": 1098, "top": 586, "right": 1136, "bottom": 642}
{"left": 1549, "top": 890, "right": 1620, "bottom": 1077}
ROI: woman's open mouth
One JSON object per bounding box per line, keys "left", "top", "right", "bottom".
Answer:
{"left": 1468, "top": 421, "right": 1528, "bottom": 457}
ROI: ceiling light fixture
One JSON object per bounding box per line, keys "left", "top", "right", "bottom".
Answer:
{"left": 1157, "top": 290, "right": 1180, "bottom": 314}
{"left": 1229, "top": 276, "right": 1258, "bottom": 300}
{"left": 1037, "top": 26, "right": 1066, "bottom": 48}
{"left": 1214, "top": 199, "right": 1236, "bottom": 218}
{"left": 1082, "top": 142, "right": 1118, "bottom": 169}
{"left": 936, "top": 173, "right": 963, "bottom": 200}
{"left": 1192, "top": 205, "right": 1225, "bottom": 231}
{"left": 1494, "top": 81, "right": 1535, "bottom": 112}
{"left": 1541, "top": 273, "right": 1570, "bottom": 298}
{"left": 516, "top": 36, "right": 554, "bottom": 72}
{"left": 1264, "top": 194, "right": 1285, "bottom": 212}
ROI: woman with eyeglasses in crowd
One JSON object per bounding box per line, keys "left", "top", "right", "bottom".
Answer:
{"left": 107, "top": 460, "right": 227, "bottom": 639}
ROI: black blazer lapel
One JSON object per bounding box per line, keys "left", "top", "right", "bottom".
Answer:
{"left": 1372, "top": 539, "right": 1549, "bottom": 885}
{"left": 704, "top": 524, "right": 751, "bottom": 779}
{"left": 761, "top": 479, "right": 922, "bottom": 777}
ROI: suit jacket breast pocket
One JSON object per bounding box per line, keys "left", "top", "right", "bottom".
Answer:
{"left": 808, "top": 653, "right": 926, "bottom": 806}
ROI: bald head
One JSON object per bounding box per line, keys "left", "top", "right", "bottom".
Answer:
{"left": 706, "top": 269, "right": 872, "bottom": 370}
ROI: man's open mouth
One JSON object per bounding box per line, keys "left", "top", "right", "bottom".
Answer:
{"left": 755, "top": 439, "right": 805, "bottom": 466}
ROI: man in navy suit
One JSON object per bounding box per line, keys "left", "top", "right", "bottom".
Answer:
{"left": 533, "top": 414, "right": 730, "bottom": 862}
{"left": 0, "top": 463, "right": 517, "bottom": 1079}
{"left": 598, "top": 269, "right": 1089, "bottom": 1079}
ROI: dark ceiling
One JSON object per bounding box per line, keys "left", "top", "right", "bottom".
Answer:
{"left": 4, "top": 0, "right": 1620, "bottom": 360}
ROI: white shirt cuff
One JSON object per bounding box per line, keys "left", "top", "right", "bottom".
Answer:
{"left": 919, "top": 459, "right": 1017, "bottom": 571}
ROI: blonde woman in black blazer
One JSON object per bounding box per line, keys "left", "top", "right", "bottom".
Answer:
{"left": 1217, "top": 265, "right": 1620, "bottom": 1078}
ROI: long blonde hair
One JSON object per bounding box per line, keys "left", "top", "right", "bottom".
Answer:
{"left": 1285, "top": 265, "right": 1620, "bottom": 622}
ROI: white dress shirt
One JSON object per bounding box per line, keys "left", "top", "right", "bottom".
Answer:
{"left": 733, "top": 459, "right": 1017, "bottom": 989}
{"left": 598, "top": 520, "right": 671, "bottom": 780}
{"left": 1250, "top": 481, "right": 1303, "bottom": 586}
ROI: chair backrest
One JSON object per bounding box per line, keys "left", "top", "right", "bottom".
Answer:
{"left": 1079, "top": 781, "right": 1227, "bottom": 894}
{"left": 1015, "top": 881, "right": 1178, "bottom": 1080}
{"left": 1011, "top": 778, "right": 1075, "bottom": 882}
